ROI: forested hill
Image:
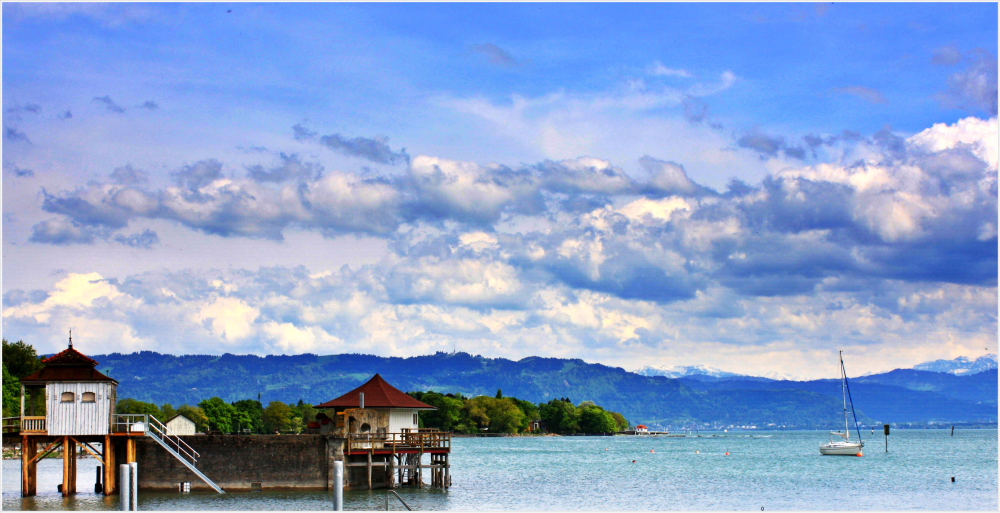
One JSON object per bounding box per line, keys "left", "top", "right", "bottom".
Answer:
{"left": 90, "top": 351, "right": 996, "bottom": 429}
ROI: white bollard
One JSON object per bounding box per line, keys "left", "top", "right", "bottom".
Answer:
{"left": 130, "top": 462, "right": 138, "bottom": 511}
{"left": 120, "top": 464, "right": 131, "bottom": 511}
{"left": 334, "top": 460, "right": 344, "bottom": 511}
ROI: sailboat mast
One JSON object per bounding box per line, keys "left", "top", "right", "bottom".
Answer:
{"left": 840, "top": 350, "right": 849, "bottom": 440}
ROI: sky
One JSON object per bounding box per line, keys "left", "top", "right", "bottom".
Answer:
{"left": 2, "top": 2, "right": 997, "bottom": 379}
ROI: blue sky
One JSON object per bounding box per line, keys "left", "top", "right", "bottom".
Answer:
{"left": 3, "top": 3, "right": 997, "bottom": 379}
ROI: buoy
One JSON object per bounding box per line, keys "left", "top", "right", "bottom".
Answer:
{"left": 951, "top": 477, "right": 955, "bottom": 482}
{"left": 696, "top": 450, "right": 700, "bottom": 454}
{"left": 856, "top": 452, "right": 863, "bottom": 457}
{"left": 725, "top": 452, "right": 730, "bottom": 456}
{"left": 632, "top": 460, "right": 636, "bottom": 463}
{"left": 650, "top": 449, "right": 655, "bottom": 453}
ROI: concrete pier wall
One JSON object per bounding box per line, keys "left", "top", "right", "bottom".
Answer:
{"left": 133, "top": 434, "right": 388, "bottom": 492}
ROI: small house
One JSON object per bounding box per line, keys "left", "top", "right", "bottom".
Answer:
{"left": 315, "top": 374, "right": 435, "bottom": 434}
{"left": 19, "top": 341, "right": 118, "bottom": 436}
{"left": 165, "top": 414, "right": 197, "bottom": 435}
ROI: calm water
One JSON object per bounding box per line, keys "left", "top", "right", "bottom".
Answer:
{"left": 3, "top": 430, "right": 996, "bottom": 510}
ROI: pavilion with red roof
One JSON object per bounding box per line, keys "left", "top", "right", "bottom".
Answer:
{"left": 316, "top": 374, "right": 434, "bottom": 434}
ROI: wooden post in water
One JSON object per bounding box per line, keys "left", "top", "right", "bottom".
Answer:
{"left": 104, "top": 435, "right": 117, "bottom": 495}
{"left": 367, "top": 451, "right": 373, "bottom": 490}
{"left": 21, "top": 436, "right": 38, "bottom": 496}
{"left": 62, "top": 437, "right": 78, "bottom": 496}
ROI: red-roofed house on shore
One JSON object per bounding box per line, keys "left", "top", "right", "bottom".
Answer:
{"left": 316, "top": 374, "right": 435, "bottom": 434}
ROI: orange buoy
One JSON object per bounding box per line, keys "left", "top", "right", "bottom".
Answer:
{"left": 725, "top": 452, "right": 730, "bottom": 455}
{"left": 856, "top": 452, "right": 863, "bottom": 457}
{"left": 650, "top": 449, "right": 655, "bottom": 453}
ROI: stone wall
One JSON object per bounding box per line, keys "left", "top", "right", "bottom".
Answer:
{"left": 134, "top": 434, "right": 352, "bottom": 492}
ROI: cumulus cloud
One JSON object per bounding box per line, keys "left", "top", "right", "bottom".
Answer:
{"left": 30, "top": 218, "right": 96, "bottom": 245}
{"left": 247, "top": 153, "right": 322, "bottom": 183}
{"left": 171, "top": 159, "right": 224, "bottom": 190}
{"left": 471, "top": 43, "right": 517, "bottom": 66}
{"left": 317, "top": 133, "right": 409, "bottom": 165}
{"left": 93, "top": 96, "right": 125, "bottom": 113}
{"left": 681, "top": 95, "right": 709, "bottom": 124}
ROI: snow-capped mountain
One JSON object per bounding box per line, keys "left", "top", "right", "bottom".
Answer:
{"left": 635, "top": 364, "right": 742, "bottom": 379}
{"left": 913, "top": 354, "right": 997, "bottom": 375}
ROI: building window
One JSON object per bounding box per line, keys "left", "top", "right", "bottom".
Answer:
{"left": 413, "top": 413, "right": 418, "bottom": 425}
{"left": 61, "top": 392, "right": 75, "bottom": 402}
{"left": 82, "top": 392, "right": 96, "bottom": 403}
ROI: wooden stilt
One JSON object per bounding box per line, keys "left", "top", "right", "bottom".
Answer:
{"left": 104, "top": 435, "right": 117, "bottom": 495}
{"left": 367, "top": 451, "right": 373, "bottom": 490}
{"left": 126, "top": 437, "right": 137, "bottom": 464}
{"left": 388, "top": 455, "right": 395, "bottom": 488}
{"left": 62, "top": 437, "right": 78, "bottom": 496}
{"left": 21, "top": 435, "right": 37, "bottom": 497}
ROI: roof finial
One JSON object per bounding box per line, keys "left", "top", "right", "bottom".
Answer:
{"left": 69, "top": 328, "right": 73, "bottom": 349}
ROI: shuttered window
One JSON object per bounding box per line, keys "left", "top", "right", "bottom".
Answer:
{"left": 61, "top": 392, "right": 75, "bottom": 402}
{"left": 82, "top": 392, "right": 96, "bottom": 402}
{"left": 413, "top": 413, "right": 418, "bottom": 425}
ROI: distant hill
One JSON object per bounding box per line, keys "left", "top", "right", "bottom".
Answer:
{"left": 89, "top": 351, "right": 997, "bottom": 430}
{"left": 913, "top": 354, "right": 997, "bottom": 375}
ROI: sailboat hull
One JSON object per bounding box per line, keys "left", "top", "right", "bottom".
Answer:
{"left": 820, "top": 442, "right": 863, "bottom": 455}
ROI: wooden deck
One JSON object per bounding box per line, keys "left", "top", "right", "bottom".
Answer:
{"left": 346, "top": 430, "right": 451, "bottom": 455}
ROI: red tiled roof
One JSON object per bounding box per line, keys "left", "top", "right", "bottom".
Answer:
{"left": 316, "top": 374, "right": 435, "bottom": 410}
{"left": 42, "top": 347, "right": 99, "bottom": 367}
{"left": 21, "top": 346, "right": 117, "bottom": 384}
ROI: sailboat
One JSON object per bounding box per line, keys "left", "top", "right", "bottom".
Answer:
{"left": 820, "top": 351, "right": 864, "bottom": 456}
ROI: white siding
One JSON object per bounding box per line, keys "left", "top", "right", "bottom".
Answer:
{"left": 166, "top": 416, "right": 196, "bottom": 435}
{"left": 47, "top": 382, "right": 115, "bottom": 436}
{"left": 388, "top": 409, "right": 419, "bottom": 433}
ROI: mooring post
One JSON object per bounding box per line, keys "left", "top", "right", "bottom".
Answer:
{"left": 333, "top": 460, "right": 344, "bottom": 511}
{"left": 120, "top": 464, "right": 131, "bottom": 511}
{"left": 129, "top": 462, "right": 138, "bottom": 511}
{"left": 96, "top": 465, "right": 103, "bottom": 493}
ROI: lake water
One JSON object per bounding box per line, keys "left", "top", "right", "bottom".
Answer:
{"left": 3, "top": 429, "right": 996, "bottom": 510}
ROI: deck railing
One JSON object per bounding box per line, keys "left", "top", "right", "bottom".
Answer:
{"left": 20, "top": 416, "right": 46, "bottom": 434}
{"left": 346, "top": 431, "right": 451, "bottom": 454}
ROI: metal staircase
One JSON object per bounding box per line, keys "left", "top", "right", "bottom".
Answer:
{"left": 114, "top": 414, "right": 225, "bottom": 494}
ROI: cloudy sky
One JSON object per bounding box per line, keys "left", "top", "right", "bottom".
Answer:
{"left": 3, "top": 3, "right": 997, "bottom": 379}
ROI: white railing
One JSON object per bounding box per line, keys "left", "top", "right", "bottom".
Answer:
{"left": 112, "top": 414, "right": 201, "bottom": 464}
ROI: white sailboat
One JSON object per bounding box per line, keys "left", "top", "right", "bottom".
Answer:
{"left": 820, "top": 351, "right": 864, "bottom": 456}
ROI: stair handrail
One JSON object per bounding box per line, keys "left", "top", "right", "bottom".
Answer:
{"left": 146, "top": 415, "right": 201, "bottom": 462}
{"left": 385, "top": 489, "right": 412, "bottom": 511}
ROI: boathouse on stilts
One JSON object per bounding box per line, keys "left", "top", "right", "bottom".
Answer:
{"left": 11, "top": 334, "right": 225, "bottom": 497}
{"left": 315, "top": 374, "right": 452, "bottom": 490}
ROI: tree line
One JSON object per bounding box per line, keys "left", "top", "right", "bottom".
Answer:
{"left": 409, "top": 389, "right": 630, "bottom": 434}
{"left": 116, "top": 397, "right": 318, "bottom": 434}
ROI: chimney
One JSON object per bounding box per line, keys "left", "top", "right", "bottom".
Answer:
{"left": 359, "top": 392, "right": 365, "bottom": 409}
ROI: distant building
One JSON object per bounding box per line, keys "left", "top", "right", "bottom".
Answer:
{"left": 166, "top": 414, "right": 197, "bottom": 435}
{"left": 635, "top": 424, "right": 649, "bottom": 433}
{"left": 315, "top": 374, "right": 435, "bottom": 434}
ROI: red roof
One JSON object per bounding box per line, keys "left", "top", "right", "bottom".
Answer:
{"left": 316, "top": 374, "right": 435, "bottom": 410}
{"left": 21, "top": 346, "right": 117, "bottom": 384}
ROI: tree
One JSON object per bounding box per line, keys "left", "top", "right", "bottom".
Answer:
{"left": 495, "top": 389, "right": 503, "bottom": 399}
{"left": 2, "top": 363, "right": 21, "bottom": 417}
{"left": 262, "top": 401, "right": 294, "bottom": 433}
{"left": 540, "top": 399, "right": 580, "bottom": 434}
{"left": 2, "top": 339, "right": 43, "bottom": 378}
{"left": 161, "top": 403, "right": 178, "bottom": 421}
{"left": 579, "top": 405, "right": 618, "bottom": 434}
{"left": 199, "top": 397, "right": 236, "bottom": 433}
{"left": 233, "top": 399, "right": 264, "bottom": 433}
{"left": 117, "top": 398, "right": 165, "bottom": 423}
{"left": 293, "top": 399, "right": 317, "bottom": 429}
{"left": 610, "top": 411, "right": 629, "bottom": 431}
{"left": 177, "top": 405, "right": 210, "bottom": 433}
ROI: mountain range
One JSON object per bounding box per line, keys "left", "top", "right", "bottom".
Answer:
{"left": 87, "top": 351, "right": 997, "bottom": 430}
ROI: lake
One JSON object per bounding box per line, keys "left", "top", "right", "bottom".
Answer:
{"left": 3, "top": 429, "right": 996, "bottom": 510}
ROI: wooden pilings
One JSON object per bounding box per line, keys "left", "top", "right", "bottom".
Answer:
{"left": 62, "top": 437, "right": 78, "bottom": 496}
{"left": 346, "top": 451, "right": 449, "bottom": 489}
{"left": 21, "top": 436, "right": 37, "bottom": 496}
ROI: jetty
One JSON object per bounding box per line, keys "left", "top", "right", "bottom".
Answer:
{"left": 10, "top": 340, "right": 450, "bottom": 495}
